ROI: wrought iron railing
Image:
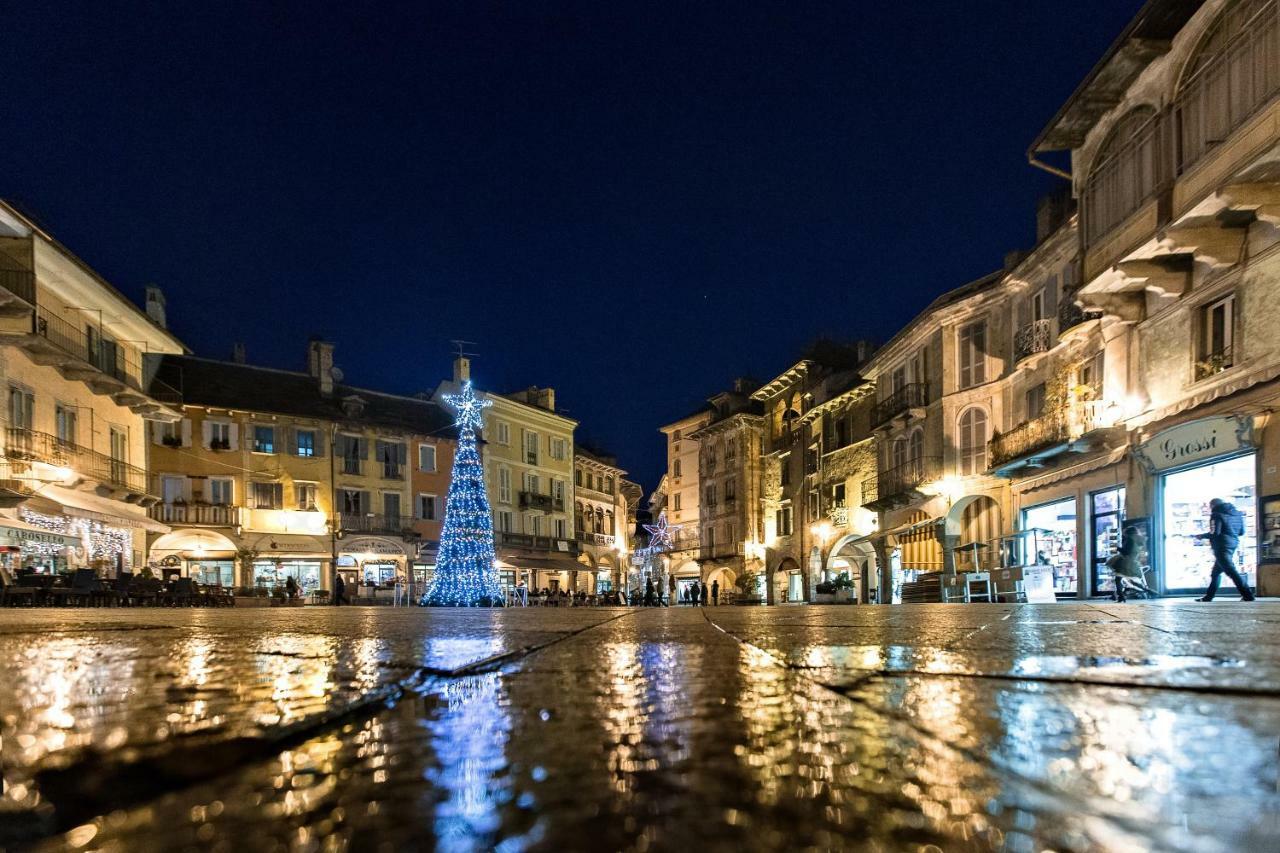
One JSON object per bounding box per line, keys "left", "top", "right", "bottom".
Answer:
{"left": 699, "top": 542, "right": 744, "bottom": 560}
{"left": 1014, "top": 319, "right": 1054, "bottom": 362}
{"left": 5, "top": 426, "right": 147, "bottom": 492}
{"left": 989, "top": 413, "right": 1070, "bottom": 468}
{"left": 336, "top": 513, "right": 416, "bottom": 536}
{"left": 1194, "top": 345, "right": 1234, "bottom": 381}
{"left": 871, "top": 382, "right": 929, "bottom": 427}
{"left": 874, "top": 456, "right": 941, "bottom": 502}
{"left": 519, "top": 491, "right": 563, "bottom": 512}
{"left": 149, "top": 502, "right": 244, "bottom": 526}
{"left": 1057, "top": 297, "right": 1099, "bottom": 333}
{"left": 496, "top": 531, "right": 579, "bottom": 555}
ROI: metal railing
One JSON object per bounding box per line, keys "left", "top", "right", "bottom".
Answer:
{"left": 0, "top": 269, "right": 35, "bottom": 305}
{"left": 1057, "top": 297, "right": 1099, "bottom": 333}
{"left": 33, "top": 305, "right": 144, "bottom": 391}
{"left": 336, "top": 513, "right": 416, "bottom": 536}
{"left": 519, "top": 491, "right": 563, "bottom": 512}
{"left": 1014, "top": 318, "right": 1054, "bottom": 362}
{"left": 380, "top": 463, "right": 405, "bottom": 480}
{"left": 1082, "top": 111, "right": 1167, "bottom": 245}
{"left": 871, "top": 383, "right": 929, "bottom": 427}
{"left": 149, "top": 502, "right": 244, "bottom": 526}
{"left": 496, "top": 531, "right": 580, "bottom": 555}
{"left": 5, "top": 426, "right": 147, "bottom": 492}
{"left": 874, "top": 456, "right": 941, "bottom": 502}
{"left": 989, "top": 413, "right": 1070, "bottom": 468}
{"left": 699, "top": 542, "right": 744, "bottom": 560}
{"left": 576, "top": 531, "right": 616, "bottom": 547}
{"left": 861, "top": 479, "right": 878, "bottom": 506}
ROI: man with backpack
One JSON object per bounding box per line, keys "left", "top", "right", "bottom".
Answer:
{"left": 1195, "top": 498, "right": 1256, "bottom": 602}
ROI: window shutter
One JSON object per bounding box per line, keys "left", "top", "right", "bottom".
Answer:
{"left": 181, "top": 419, "right": 193, "bottom": 448}
{"left": 227, "top": 423, "right": 240, "bottom": 451}
{"left": 201, "top": 420, "right": 213, "bottom": 449}
{"left": 151, "top": 422, "right": 164, "bottom": 446}
{"left": 314, "top": 429, "right": 326, "bottom": 458}
{"left": 285, "top": 426, "right": 296, "bottom": 455}
{"left": 396, "top": 442, "right": 407, "bottom": 465}
{"left": 359, "top": 437, "right": 370, "bottom": 459}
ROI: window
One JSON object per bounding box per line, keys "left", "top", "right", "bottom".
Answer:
{"left": 550, "top": 437, "right": 567, "bottom": 460}
{"left": 208, "top": 477, "right": 233, "bottom": 506}
{"left": 574, "top": 469, "right": 582, "bottom": 486}
{"left": 528, "top": 514, "right": 542, "bottom": 536}
{"left": 377, "top": 441, "right": 406, "bottom": 478}
{"left": 909, "top": 429, "right": 924, "bottom": 462}
{"left": 524, "top": 430, "right": 539, "bottom": 465}
{"left": 1030, "top": 289, "right": 1046, "bottom": 323}
{"left": 250, "top": 481, "right": 283, "bottom": 509}
{"left": 336, "top": 434, "right": 364, "bottom": 475}
{"left": 705, "top": 484, "right": 716, "bottom": 506}
{"left": 1026, "top": 383, "right": 1047, "bottom": 421}
{"left": 776, "top": 504, "right": 793, "bottom": 536}
{"left": 725, "top": 476, "right": 736, "bottom": 500}
{"left": 889, "top": 365, "right": 907, "bottom": 394}
{"left": 673, "top": 492, "right": 682, "bottom": 511}
{"left": 497, "top": 510, "right": 513, "bottom": 533}
{"left": 1084, "top": 107, "right": 1161, "bottom": 244}
{"left": 295, "top": 482, "right": 318, "bottom": 510}
{"left": 340, "top": 489, "right": 368, "bottom": 515}
{"left": 156, "top": 421, "right": 179, "bottom": 446}
{"left": 161, "top": 476, "right": 186, "bottom": 504}
{"left": 554, "top": 517, "right": 567, "bottom": 538}
{"left": 673, "top": 458, "right": 682, "bottom": 478}
{"left": 418, "top": 493, "right": 438, "bottom": 521}
{"left": 832, "top": 483, "right": 846, "bottom": 506}
{"left": 109, "top": 427, "right": 128, "bottom": 464}
{"left": 8, "top": 386, "right": 32, "bottom": 431}
{"left": 958, "top": 408, "right": 989, "bottom": 476}
{"left": 382, "top": 492, "right": 401, "bottom": 519}
{"left": 1079, "top": 352, "right": 1104, "bottom": 395}
{"left": 890, "top": 436, "right": 908, "bottom": 469}
{"left": 495, "top": 421, "right": 510, "bottom": 445}
{"left": 807, "top": 490, "right": 819, "bottom": 519}
{"left": 498, "top": 466, "right": 512, "bottom": 503}
{"left": 725, "top": 440, "right": 737, "bottom": 462}
{"left": 551, "top": 479, "right": 565, "bottom": 507}
{"left": 253, "top": 425, "right": 275, "bottom": 453}
{"left": 780, "top": 452, "right": 791, "bottom": 487}
{"left": 418, "top": 444, "right": 437, "bottom": 472}
{"left": 55, "top": 404, "right": 77, "bottom": 445}
{"left": 726, "top": 522, "right": 735, "bottom": 544}
{"left": 604, "top": 476, "right": 614, "bottom": 493}
{"left": 706, "top": 526, "right": 715, "bottom": 549}
{"left": 673, "top": 430, "right": 681, "bottom": 442}
{"left": 523, "top": 472, "right": 540, "bottom": 495}
{"left": 1197, "top": 294, "right": 1235, "bottom": 379}
{"left": 209, "top": 422, "right": 231, "bottom": 450}
{"left": 295, "top": 429, "right": 317, "bottom": 457}
{"left": 958, "top": 321, "right": 986, "bottom": 389}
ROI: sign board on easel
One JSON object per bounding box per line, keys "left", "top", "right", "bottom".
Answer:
{"left": 1023, "top": 565, "right": 1057, "bottom": 603}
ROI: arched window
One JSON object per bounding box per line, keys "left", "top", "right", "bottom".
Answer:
{"left": 1177, "top": 0, "right": 1278, "bottom": 171}
{"left": 957, "top": 408, "right": 989, "bottom": 476}
{"left": 1083, "top": 106, "right": 1160, "bottom": 243}
{"left": 908, "top": 429, "right": 924, "bottom": 462}
{"left": 890, "top": 436, "right": 909, "bottom": 469}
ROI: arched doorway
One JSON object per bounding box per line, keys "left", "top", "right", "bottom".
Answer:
{"left": 772, "top": 556, "right": 803, "bottom": 603}
{"left": 945, "top": 494, "right": 1003, "bottom": 573}
{"left": 826, "top": 534, "right": 877, "bottom": 603}
{"left": 703, "top": 565, "right": 737, "bottom": 603}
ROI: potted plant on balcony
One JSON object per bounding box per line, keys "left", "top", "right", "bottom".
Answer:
{"left": 210, "top": 437, "right": 231, "bottom": 451}
{"left": 161, "top": 433, "right": 182, "bottom": 448}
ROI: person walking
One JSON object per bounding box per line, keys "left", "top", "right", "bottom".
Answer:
{"left": 667, "top": 574, "right": 675, "bottom": 607}
{"left": 1106, "top": 523, "right": 1153, "bottom": 602}
{"left": 689, "top": 580, "right": 699, "bottom": 606}
{"left": 699, "top": 580, "right": 709, "bottom": 607}
{"left": 334, "top": 573, "right": 345, "bottom": 606}
{"left": 1195, "top": 498, "right": 1256, "bottom": 602}
{"left": 644, "top": 578, "right": 655, "bottom": 607}
{"left": 711, "top": 579, "right": 719, "bottom": 606}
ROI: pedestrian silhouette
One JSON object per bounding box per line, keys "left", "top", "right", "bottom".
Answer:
{"left": 711, "top": 579, "right": 719, "bottom": 605}
{"left": 1196, "top": 498, "right": 1255, "bottom": 601}
{"left": 700, "top": 580, "right": 709, "bottom": 606}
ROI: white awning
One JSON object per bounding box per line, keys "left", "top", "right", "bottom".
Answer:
{"left": 33, "top": 486, "right": 169, "bottom": 533}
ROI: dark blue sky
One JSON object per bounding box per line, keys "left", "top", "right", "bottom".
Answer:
{"left": 6, "top": 1, "right": 1140, "bottom": 491}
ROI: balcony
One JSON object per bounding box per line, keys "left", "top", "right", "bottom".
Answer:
{"left": 1013, "top": 319, "right": 1054, "bottom": 363}
{"left": 0, "top": 305, "right": 181, "bottom": 415}
{"left": 667, "top": 530, "right": 702, "bottom": 553}
{"left": 5, "top": 426, "right": 148, "bottom": 495}
{"left": 519, "top": 491, "right": 564, "bottom": 513}
{"left": 380, "top": 463, "right": 405, "bottom": 481}
{"left": 1057, "top": 297, "right": 1100, "bottom": 335}
{"left": 0, "top": 268, "right": 35, "bottom": 314}
{"left": 497, "top": 531, "right": 579, "bottom": 556}
{"left": 860, "top": 479, "right": 878, "bottom": 506}
{"left": 336, "top": 513, "right": 416, "bottom": 537}
{"left": 699, "top": 542, "right": 744, "bottom": 561}
{"left": 871, "top": 383, "right": 929, "bottom": 428}
{"left": 149, "top": 502, "right": 244, "bottom": 527}
{"left": 577, "top": 531, "right": 616, "bottom": 548}
{"left": 862, "top": 456, "right": 940, "bottom": 511}
{"left": 989, "top": 413, "right": 1070, "bottom": 469}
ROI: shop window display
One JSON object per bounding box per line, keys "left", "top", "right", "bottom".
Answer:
{"left": 1021, "top": 498, "right": 1078, "bottom": 594}
{"left": 252, "top": 559, "right": 323, "bottom": 594}
{"left": 1090, "top": 487, "right": 1126, "bottom": 594}
{"left": 1161, "top": 454, "right": 1256, "bottom": 592}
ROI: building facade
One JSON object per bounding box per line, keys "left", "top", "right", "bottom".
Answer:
{"left": 657, "top": 406, "right": 713, "bottom": 589}
{"left": 146, "top": 344, "right": 455, "bottom": 596}
{"left": 0, "top": 200, "right": 185, "bottom": 578}
{"left": 574, "top": 446, "right": 628, "bottom": 592}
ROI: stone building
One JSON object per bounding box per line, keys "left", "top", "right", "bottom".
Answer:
{"left": 0, "top": 200, "right": 185, "bottom": 577}
{"left": 573, "top": 445, "right": 628, "bottom": 593}
{"left": 687, "top": 380, "right": 764, "bottom": 601}
{"left": 754, "top": 342, "right": 874, "bottom": 603}
{"left": 146, "top": 344, "right": 455, "bottom": 596}
{"left": 1025, "top": 0, "right": 1280, "bottom": 597}
{"left": 657, "top": 405, "right": 713, "bottom": 590}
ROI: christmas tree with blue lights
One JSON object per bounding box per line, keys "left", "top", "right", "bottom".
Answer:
{"left": 422, "top": 381, "right": 504, "bottom": 606}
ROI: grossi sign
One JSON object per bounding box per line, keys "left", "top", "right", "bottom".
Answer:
{"left": 1136, "top": 415, "right": 1254, "bottom": 472}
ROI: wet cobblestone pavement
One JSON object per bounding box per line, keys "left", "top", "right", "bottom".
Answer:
{"left": 1, "top": 602, "right": 1278, "bottom": 851}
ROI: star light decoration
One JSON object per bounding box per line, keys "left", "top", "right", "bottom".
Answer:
{"left": 642, "top": 513, "right": 679, "bottom": 554}
{"left": 421, "top": 380, "right": 504, "bottom": 607}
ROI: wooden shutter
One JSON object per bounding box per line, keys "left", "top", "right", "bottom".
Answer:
{"left": 228, "top": 423, "right": 240, "bottom": 451}
{"left": 181, "top": 419, "right": 193, "bottom": 447}
{"left": 284, "top": 426, "right": 297, "bottom": 455}
{"left": 396, "top": 442, "right": 407, "bottom": 465}
{"left": 313, "top": 428, "right": 326, "bottom": 458}
{"left": 201, "top": 419, "right": 213, "bottom": 449}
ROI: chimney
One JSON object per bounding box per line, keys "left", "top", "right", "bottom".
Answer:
{"left": 453, "top": 355, "right": 471, "bottom": 384}
{"left": 232, "top": 342, "right": 247, "bottom": 364}
{"left": 144, "top": 285, "right": 167, "bottom": 329}
{"left": 308, "top": 339, "right": 335, "bottom": 396}
{"left": 537, "top": 387, "right": 555, "bottom": 411}
{"left": 1035, "top": 187, "right": 1074, "bottom": 243}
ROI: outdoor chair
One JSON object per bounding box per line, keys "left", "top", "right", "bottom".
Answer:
{"left": 166, "top": 577, "right": 198, "bottom": 606}
{"left": 964, "top": 572, "right": 993, "bottom": 603}
{"left": 0, "top": 566, "right": 38, "bottom": 606}
{"left": 128, "top": 577, "right": 162, "bottom": 606}
{"left": 112, "top": 572, "right": 134, "bottom": 606}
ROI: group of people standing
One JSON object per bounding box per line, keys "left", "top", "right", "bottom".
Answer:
{"left": 641, "top": 577, "right": 719, "bottom": 607}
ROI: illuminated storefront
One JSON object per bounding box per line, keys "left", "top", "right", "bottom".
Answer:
{"left": 1021, "top": 498, "right": 1078, "bottom": 596}
{"left": 337, "top": 536, "right": 409, "bottom": 592}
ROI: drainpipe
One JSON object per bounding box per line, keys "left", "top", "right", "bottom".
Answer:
{"left": 1027, "top": 152, "right": 1072, "bottom": 182}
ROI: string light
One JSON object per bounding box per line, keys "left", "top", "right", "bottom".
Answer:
{"left": 421, "top": 381, "right": 504, "bottom": 607}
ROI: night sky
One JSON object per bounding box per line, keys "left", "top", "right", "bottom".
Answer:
{"left": 6, "top": 1, "right": 1141, "bottom": 491}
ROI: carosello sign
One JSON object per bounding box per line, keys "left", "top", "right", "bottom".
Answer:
{"left": 1136, "top": 415, "right": 1254, "bottom": 472}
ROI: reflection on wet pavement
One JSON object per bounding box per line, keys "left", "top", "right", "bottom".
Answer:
{"left": 1, "top": 603, "right": 1277, "bottom": 850}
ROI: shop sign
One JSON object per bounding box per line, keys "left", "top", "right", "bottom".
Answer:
{"left": 340, "top": 537, "right": 406, "bottom": 556}
{"left": 0, "top": 526, "right": 75, "bottom": 549}
{"left": 1135, "top": 415, "right": 1254, "bottom": 473}
{"left": 1022, "top": 565, "right": 1057, "bottom": 603}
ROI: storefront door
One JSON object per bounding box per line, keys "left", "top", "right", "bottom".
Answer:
{"left": 1089, "top": 487, "right": 1125, "bottom": 595}
{"left": 1022, "top": 497, "right": 1078, "bottom": 596}
{"left": 787, "top": 571, "right": 803, "bottom": 602}
{"left": 1160, "top": 453, "right": 1257, "bottom": 593}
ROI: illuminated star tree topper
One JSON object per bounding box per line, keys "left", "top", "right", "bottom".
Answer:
{"left": 421, "top": 380, "right": 504, "bottom": 607}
